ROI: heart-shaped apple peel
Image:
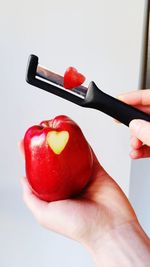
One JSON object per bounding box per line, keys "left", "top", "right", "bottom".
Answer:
{"left": 64, "top": 67, "right": 85, "bottom": 89}
{"left": 46, "top": 131, "right": 69, "bottom": 155}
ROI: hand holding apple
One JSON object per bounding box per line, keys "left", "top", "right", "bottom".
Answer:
{"left": 24, "top": 115, "right": 93, "bottom": 202}
{"left": 21, "top": 150, "right": 145, "bottom": 267}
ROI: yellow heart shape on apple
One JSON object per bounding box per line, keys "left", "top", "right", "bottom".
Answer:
{"left": 46, "top": 131, "right": 69, "bottom": 155}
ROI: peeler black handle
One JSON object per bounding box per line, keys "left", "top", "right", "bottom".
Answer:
{"left": 83, "top": 82, "right": 150, "bottom": 126}
{"left": 26, "top": 55, "right": 150, "bottom": 127}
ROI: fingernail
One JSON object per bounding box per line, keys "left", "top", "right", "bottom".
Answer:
{"left": 129, "top": 120, "right": 142, "bottom": 133}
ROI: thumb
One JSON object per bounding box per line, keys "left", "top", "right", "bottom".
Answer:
{"left": 129, "top": 119, "right": 150, "bottom": 146}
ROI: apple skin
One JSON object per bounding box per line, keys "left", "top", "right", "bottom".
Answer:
{"left": 24, "top": 115, "right": 93, "bottom": 202}
{"left": 64, "top": 67, "right": 85, "bottom": 89}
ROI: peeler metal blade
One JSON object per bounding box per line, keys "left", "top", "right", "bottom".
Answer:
{"left": 26, "top": 54, "right": 87, "bottom": 106}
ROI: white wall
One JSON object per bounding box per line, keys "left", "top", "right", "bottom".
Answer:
{"left": 0, "top": 1, "right": 147, "bottom": 266}
{"left": 129, "top": 0, "right": 150, "bottom": 237}
{"left": 129, "top": 159, "right": 150, "bottom": 236}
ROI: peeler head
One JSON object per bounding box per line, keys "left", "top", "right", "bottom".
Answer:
{"left": 26, "top": 54, "right": 39, "bottom": 83}
{"left": 26, "top": 54, "right": 87, "bottom": 106}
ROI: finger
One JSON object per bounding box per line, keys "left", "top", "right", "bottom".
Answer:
{"left": 118, "top": 89, "right": 150, "bottom": 106}
{"left": 21, "top": 177, "right": 48, "bottom": 222}
{"left": 130, "top": 149, "right": 143, "bottom": 159}
{"left": 21, "top": 178, "right": 72, "bottom": 234}
{"left": 133, "top": 105, "right": 150, "bottom": 115}
{"left": 21, "top": 177, "right": 31, "bottom": 193}
{"left": 18, "top": 139, "right": 25, "bottom": 158}
{"left": 130, "top": 136, "right": 143, "bottom": 149}
{"left": 90, "top": 149, "right": 107, "bottom": 177}
{"left": 129, "top": 119, "right": 150, "bottom": 146}
{"left": 130, "top": 146, "right": 150, "bottom": 159}
{"left": 21, "top": 178, "right": 83, "bottom": 238}
{"left": 113, "top": 118, "right": 121, "bottom": 124}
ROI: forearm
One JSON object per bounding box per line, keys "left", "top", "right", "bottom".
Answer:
{"left": 86, "top": 221, "right": 150, "bottom": 267}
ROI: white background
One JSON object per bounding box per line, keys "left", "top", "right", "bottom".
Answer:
{"left": 0, "top": 1, "right": 149, "bottom": 267}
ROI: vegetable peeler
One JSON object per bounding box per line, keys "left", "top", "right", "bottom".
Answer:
{"left": 26, "top": 54, "right": 150, "bottom": 126}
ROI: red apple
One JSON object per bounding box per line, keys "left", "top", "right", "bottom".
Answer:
{"left": 24, "top": 115, "right": 93, "bottom": 202}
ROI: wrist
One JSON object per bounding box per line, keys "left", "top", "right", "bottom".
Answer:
{"left": 84, "top": 221, "right": 150, "bottom": 267}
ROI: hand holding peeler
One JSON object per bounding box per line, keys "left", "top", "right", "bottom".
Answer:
{"left": 26, "top": 54, "right": 150, "bottom": 127}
